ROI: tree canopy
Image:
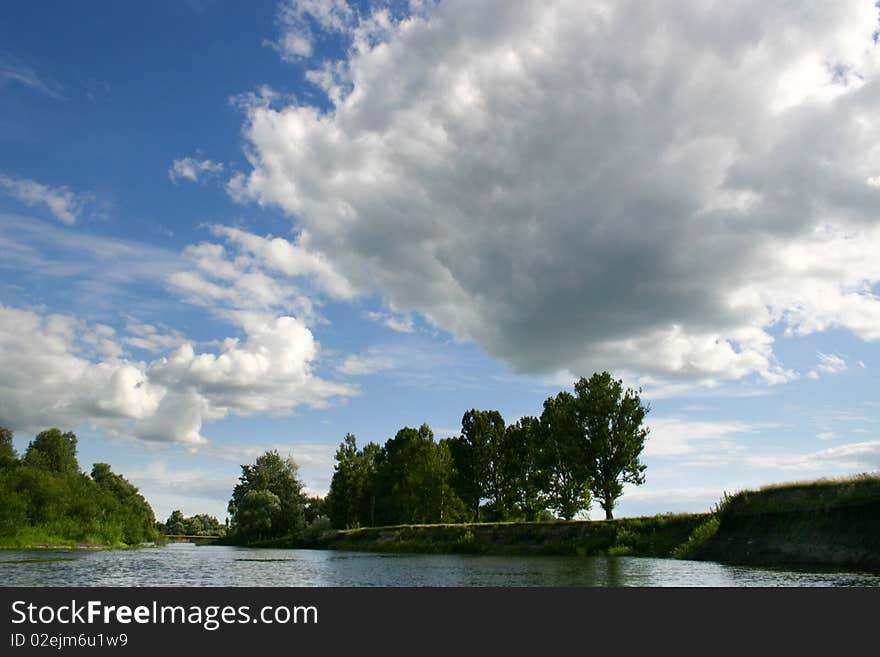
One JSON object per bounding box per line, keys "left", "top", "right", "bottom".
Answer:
{"left": 227, "top": 449, "right": 307, "bottom": 542}
{"left": 0, "top": 427, "right": 157, "bottom": 547}
{"left": 574, "top": 372, "right": 649, "bottom": 519}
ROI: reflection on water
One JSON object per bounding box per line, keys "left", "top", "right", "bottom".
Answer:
{"left": 0, "top": 543, "right": 877, "bottom": 587}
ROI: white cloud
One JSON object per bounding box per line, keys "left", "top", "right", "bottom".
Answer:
{"left": 365, "top": 310, "right": 415, "bottom": 333}
{"left": 807, "top": 351, "right": 848, "bottom": 379}
{"left": 0, "top": 304, "right": 356, "bottom": 445}
{"left": 122, "top": 320, "right": 185, "bottom": 354}
{"left": 0, "top": 175, "right": 88, "bottom": 224}
{"left": 233, "top": 0, "right": 880, "bottom": 387}
{"left": 0, "top": 56, "right": 64, "bottom": 99}
{"left": 748, "top": 440, "right": 880, "bottom": 473}
{"left": 211, "top": 225, "right": 354, "bottom": 300}
{"left": 337, "top": 351, "right": 396, "bottom": 376}
{"left": 267, "top": 0, "right": 356, "bottom": 61}
{"left": 169, "top": 242, "right": 314, "bottom": 321}
{"left": 168, "top": 157, "right": 224, "bottom": 184}
{"left": 644, "top": 417, "right": 760, "bottom": 458}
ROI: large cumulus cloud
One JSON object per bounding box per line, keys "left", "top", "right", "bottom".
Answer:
{"left": 233, "top": 0, "right": 880, "bottom": 385}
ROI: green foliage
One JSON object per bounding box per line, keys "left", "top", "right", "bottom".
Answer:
{"left": 672, "top": 517, "right": 721, "bottom": 559}
{"left": 500, "top": 416, "right": 547, "bottom": 521}
{"left": 449, "top": 409, "right": 506, "bottom": 521}
{"left": 0, "top": 426, "right": 157, "bottom": 547}
{"left": 317, "top": 371, "right": 650, "bottom": 531}
{"left": 326, "top": 433, "right": 370, "bottom": 529}
{"left": 228, "top": 449, "right": 307, "bottom": 543}
{"left": 0, "top": 426, "right": 17, "bottom": 468}
{"left": 24, "top": 428, "right": 80, "bottom": 475}
{"left": 574, "top": 372, "right": 649, "bottom": 519}
{"left": 163, "top": 509, "right": 225, "bottom": 536}
{"left": 539, "top": 392, "right": 591, "bottom": 519}
{"left": 374, "top": 424, "right": 467, "bottom": 525}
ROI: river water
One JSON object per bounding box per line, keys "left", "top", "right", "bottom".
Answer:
{"left": 1, "top": 543, "right": 878, "bottom": 586}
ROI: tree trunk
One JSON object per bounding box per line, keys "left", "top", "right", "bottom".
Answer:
{"left": 604, "top": 501, "right": 613, "bottom": 520}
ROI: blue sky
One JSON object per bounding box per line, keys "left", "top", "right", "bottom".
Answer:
{"left": 2, "top": 0, "right": 880, "bottom": 522}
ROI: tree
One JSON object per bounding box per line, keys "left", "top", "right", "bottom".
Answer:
{"left": 304, "top": 497, "right": 327, "bottom": 525}
{"left": 234, "top": 490, "right": 281, "bottom": 542}
{"left": 326, "top": 434, "right": 366, "bottom": 529}
{"left": 0, "top": 426, "right": 17, "bottom": 468}
{"left": 23, "top": 428, "right": 79, "bottom": 474}
{"left": 358, "top": 442, "right": 381, "bottom": 527}
{"left": 228, "top": 449, "right": 307, "bottom": 541}
{"left": 574, "top": 372, "right": 649, "bottom": 519}
{"left": 375, "top": 424, "right": 465, "bottom": 525}
{"left": 0, "top": 427, "right": 159, "bottom": 546}
{"left": 449, "top": 409, "right": 505, "bottom": 521}
{"left": 165, "top": 510, "right": 187, "bottom": 535}
{"left": 500, "top": 416, "right": 547, "bottom": 521}
{"left": 539, "top": 392, "right": 591, "bottom": 520}
{"left": 90, "top": 462, "right": 157, "bottom": 543}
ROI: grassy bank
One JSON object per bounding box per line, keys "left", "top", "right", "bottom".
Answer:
{"left": 256, "top": 513, "right": 712, "bottom": 557}
{"left": 0, "top": 526, "right": 132, "bottom": 550}
{"left": 688, "top": 474, "right": 880, "bottom": 571}
{"left": 242, "top": 475, "right": 880, "bottom": 573}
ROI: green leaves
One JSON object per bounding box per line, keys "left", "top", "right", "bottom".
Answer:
{"left": 228, "top": 449, "right": 307, "bottom": 542}
{"left": 574, "top": 372, "right": 650, "bottom": 519}
{"left": 0, "top": 426, "right": 157, "bottom": 546}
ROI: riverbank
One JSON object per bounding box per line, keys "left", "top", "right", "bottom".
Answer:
{"left": 690, "top": 474, "right": 880, "bottom": 571}
{"left": 259, "top": 513, "right": 712, "bottom": 557}
{"left": 245, "top": 474, "right": 880, "bottom": 572}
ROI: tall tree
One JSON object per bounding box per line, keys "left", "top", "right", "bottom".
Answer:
{"left": 327, "top": 433, "right": 368, "bottom": 529}
{"left": 375, "top": 424, "right": 465, "bottom": 525}
{"left": 450, "top": 409, "right": 505, "bottom": 521}
{"left": 539, "top": 392, "right": 591, "bottom": 520}
{"left": 358, "top": 441, "right": 381, "bottom": 527}
{"left": 0, "top": 426, "right": 17, "bottom": 468}
{"left": 500, "top": 416, "right": 547, "bottom": 521}
{"left": 228, "top": 449, "right": 307, "bottom": 541}
{"left": 574, "top": 372, "right": 649, "bottom": 519}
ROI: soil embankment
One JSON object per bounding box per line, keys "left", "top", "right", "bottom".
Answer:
{"left": 693, "top": 476, "right": 880, "bottom": 572}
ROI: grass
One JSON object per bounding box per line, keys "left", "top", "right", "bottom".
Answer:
{"left": 710, "top": 472, "right": 880, "bottom": 516}
{"left": 311, "top": 513, "right": 711, "bottom": 558}
{"left": 0, "top": 525, "right": 144, "bottom": 550}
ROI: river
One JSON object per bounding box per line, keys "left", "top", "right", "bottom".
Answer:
{"left": 1, "top": 543, "right": 878, "bottom": 586}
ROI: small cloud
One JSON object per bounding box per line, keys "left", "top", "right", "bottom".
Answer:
{"left": 808, "top": 352, "right": 847, "bottom": 379}
{"left": 337, "top": 351, "right": 396, "bottom": 376}
{"left": 858, "top": 360, "right": 867, "bottom": 369}
{"left": 366, "top": 310, "right": 415, "bottom": 333}
{"left": 816, "top": 431, "right": 839, "bottom": 441}
{"left": 168, "top": 157, "right": 224, "bottom": 184}
{"left": 267, "top": 0, "right": 356, "bottom": 63}
{"left": 0, "top": 174, "right": 89, "bottom": 225}
{"left": 0, "top": 56, "right": 64, "bottom": 100}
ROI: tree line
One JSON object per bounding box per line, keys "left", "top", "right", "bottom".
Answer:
{"left": 323, "top": 372, "right": 649, "bottom": 528}
{"left": 0, "top": 427, "right": 157, "bottom": 546}
{"left": 159, "top": 510, "right": 226, "bottom": 537}
{"left": 222, "top": 372, "right": 650, "bottom": 543}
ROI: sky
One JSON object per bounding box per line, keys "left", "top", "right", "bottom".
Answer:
{"left": 2, "top": 0, "right": 880, "bottom": 523}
